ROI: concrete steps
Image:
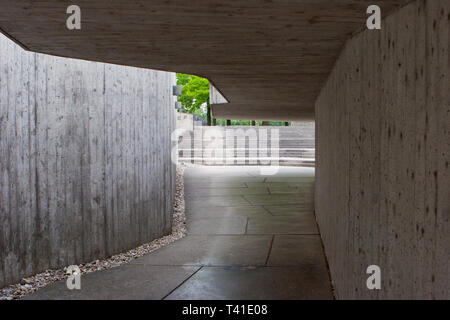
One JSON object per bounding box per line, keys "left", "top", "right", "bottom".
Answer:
{"left": 177, "top": 125, "right": 315, "bottom": 167}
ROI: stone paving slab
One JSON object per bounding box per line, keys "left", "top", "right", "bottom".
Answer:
{"left": 185, "top": 187, "right": 269, "bottom": 197}
{"left": 264, "top": 204, "right": 314, "bottom": 216}
{"left": 244, "top": 194, "right": 310, "bottom": 205}
{"left": 130, "top": 235, "right": 272, "bottom": 266}
{"left": 257, "top": 167, "right": 315, "bottom": 178}
{"left": 186, "top": 206, "right": 273, "bottom": 220}
{"left": 165, "top": 266, "right": 333, "bottom": 300}
{"left": 185, "top": 176, "right": 267, "bottom": 184}
{"left": 247, "top": 216, "right": 318, "bottom": 235}
{"left": 267, "top": 235, "right": 328, "bottom": 267}
{"left": 187, "top": 217, "right": 247, "bottom": 235}
{"left": 268, "top": 186, "right": 313, "bottom": 194}
{"left": 24, "top": 265, "right": 200, "bottom": 300}
{"left": 185, "top": 181, "right": 248, "bottom": 189}
{"left": 265, "top": 174, "right": 314, "bottom": 182}
{"left": 246, "top": 181, "right": 313, "bottom": 188}
{"left": 186, "top": 195, "right": 251, "bottom": 207}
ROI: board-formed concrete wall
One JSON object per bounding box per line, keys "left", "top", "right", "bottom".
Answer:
{"left": 0, "top": 33, "right": 176, "bottom": 288}
{"left": 315, "top": 0, "right": 449, "bottom": 299}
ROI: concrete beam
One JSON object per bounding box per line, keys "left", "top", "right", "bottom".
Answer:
{"left": 0, "top": 0, "right": 407, "bottom": 120}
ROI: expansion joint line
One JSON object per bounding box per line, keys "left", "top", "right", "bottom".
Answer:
{"left": 161, "top": 266, "right": 203, "bottom": 300}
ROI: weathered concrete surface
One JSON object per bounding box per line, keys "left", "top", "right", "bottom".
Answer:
{"left": 165, "top": 266, "right": 331, "bottom": 300}
{"left": 25, "top": 166, "right": 333, "bottom": 300}
{"left": 209, "top": 84, "right": 228, "bottom": 105}
{"left": 0, "top": 33, "right": 176, "bottom": 288}
{"left": 23, "top": 266, "right": 200, "bottom": 300}
{"left": 0, "top": 0, "right": 408, "bottom": 120}
{"left": 315, "top": 0, "right": 449, "bottom": 299}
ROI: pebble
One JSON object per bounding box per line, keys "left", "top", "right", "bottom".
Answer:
{"left": 0, "top": 164, "right": 188, "bottom": 300}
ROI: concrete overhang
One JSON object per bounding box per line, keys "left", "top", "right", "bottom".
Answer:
{"left": 0, "top": 1, "right": 407, "bottom": 121}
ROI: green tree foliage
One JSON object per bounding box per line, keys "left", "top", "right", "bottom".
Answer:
{"left": 176, "top": 73, "right": 290, "bottom": 126}
{"left": 177, "top": 73, "right": 210, "bottom": 116}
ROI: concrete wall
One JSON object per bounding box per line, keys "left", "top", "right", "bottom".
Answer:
{"left": 0, "top": 33, "right": 176, "bottom": 288}
{"left": 315, "top": 0, "right": 449, "bottom": 299}
{"left": 210, "top": 84, "right": 228, "bottom": 105}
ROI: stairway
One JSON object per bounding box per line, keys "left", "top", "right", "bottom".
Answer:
{"left": 177, "top": 124, "right": 315, "bottom": 167}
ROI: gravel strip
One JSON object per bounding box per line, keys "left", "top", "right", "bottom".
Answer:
{"left": 0, "top": 164, "right": 188, "bottom": 300}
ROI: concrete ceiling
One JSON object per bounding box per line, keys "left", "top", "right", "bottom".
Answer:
{"left": 0, "top": 0, "right": 407, "bottom": 121}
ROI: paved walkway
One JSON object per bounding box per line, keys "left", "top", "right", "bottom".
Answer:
{"left": 25, "top": 166, "right": 333, "bottom": 300}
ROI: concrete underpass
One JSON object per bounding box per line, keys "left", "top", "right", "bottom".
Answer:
{"left": 0, "top": 0, "right": 448, "bottom": 300}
